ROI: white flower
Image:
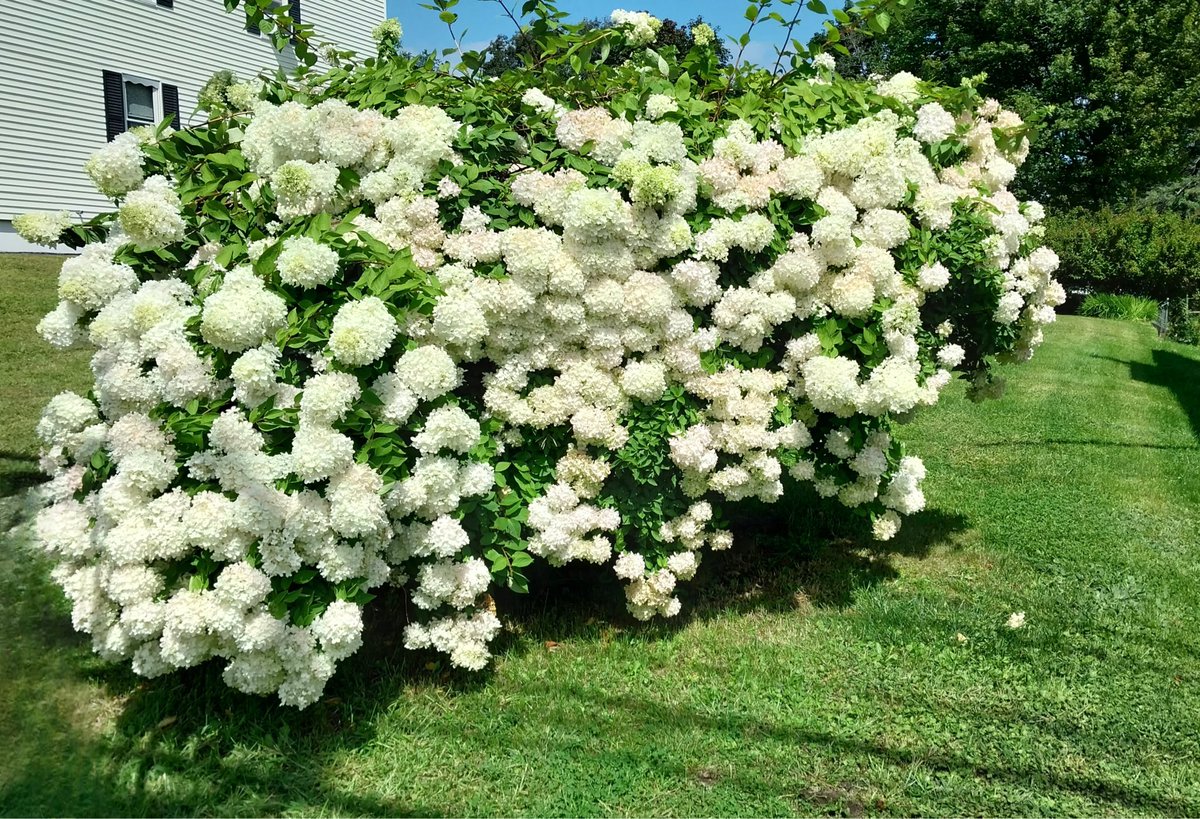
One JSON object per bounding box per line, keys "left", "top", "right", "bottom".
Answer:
{"left": 620, "top": 361, "right": 667, "bottom": 402}
{"left": 876, "top": 71, "right": 921, "bottom": 103}
{"left": 917, "top": 262, "right": 951, "bottom": 292}
{"left": 312, "top": 600, "right": 364, "bottom": 661}
{"left": 611, "top": 9, "right": 662, "bottom": 46}
{"left": 872, "top": 510, "right": 901, "bottom": 540}
{"left": 936, "top": 344, "right": 965, "bottom": 369}
{"left": 522, "top": 87, "right": 559, "bottom": 115}
{"left": 913, "top": 103, "right": 956, "bottom": 144}
{"left": 613, "top": 551, "right": 646, "bottom": 580}
{"left": 394, "top": 345, "right": 460, "bottom": 401}
{"left": 413, "top": 405, "right": 481, "bottom": 454}
{"left": 994, "top": 291, "right": 1025, "bottom": 324}
{"left": 85, "top": 132, "right": 144, "bottom": 196}
{"left": 26, "top": 81, "right": 1065, "bottom": 707}
{"left": 644, "top": 94, "right": 678, "bottom": 120}
{"left": 13, "top": 211, "right": 72, "bottom": 246}
{"left": 691, "top": 22, "right": 715, "bottom": 46}
{"left": 201, "top": 267, "right": 287, "bottom": 353}
{"left": 802, "top": 356, "right": 861, "bottom": 417}
{"left": 277, "top": 236, "right": 340, "bottom": 288}
{"left": 270, "top": 160, "right": 339, "bottom": 220}
{"left": 56, "top": 245, "right": 138, "bottom": 311}
{"left": 328, "top": 297, "right": 397, "bottom": 366}
{"left": 300, "top": 372, "right": 360, "bottom": 424}
{"left": 1006, "top": 611, "right": 1027, "bottom": 629}
{"left": 812, "top": 52, "right": 836, "bottom": 71}
{"left": 118, "top": 176, "right": 185, "bottom": 249}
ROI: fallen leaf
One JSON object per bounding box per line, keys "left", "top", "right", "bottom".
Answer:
{"left": 156, "top": 716, "right": 177, "bottom": 729}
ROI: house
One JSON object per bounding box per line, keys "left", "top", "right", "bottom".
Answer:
{"left": 0, "top": 0, "right": 385, "bottom": 253}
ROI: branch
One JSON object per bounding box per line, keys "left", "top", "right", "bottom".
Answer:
{"left": 486, "top": 0, "right": 523, "bottom": 35}
{"left": 771, "top": 2, "right": 806, "bottom": 76}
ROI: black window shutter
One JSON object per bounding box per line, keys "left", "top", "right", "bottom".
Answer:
{"left": 102, "top": 70, "right": 125, "bottom": 141}
{"left": 156, "top": 0, "right": 174, "bottom": 7}
{"left": 289, "top": 0, "right": 301, "bottom": 42}
{"left": 162, "top": 84, "right": 180, "bottom": 128}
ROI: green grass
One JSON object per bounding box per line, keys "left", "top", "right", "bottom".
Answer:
{"left": 0, "top": 255, "right": 92, "bottom": 495}
{"left": 3, "top": 252, "right": 1200, "bottom": 816}
{"left": 1079, "top": 292, "right": 1161, "bottom": 323}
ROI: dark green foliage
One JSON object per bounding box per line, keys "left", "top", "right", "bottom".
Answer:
{"left": 1167, "top": 304, "right": 1200, "bottom": 345}
{"left": 1143, "top": 165, "right": 1200, "bottom": 221}
{"left": 821, "top": 0, "right": 1200, "bottom": 210}
{"left": 1044, "top": 208, "right": 1200, "bottom": 301}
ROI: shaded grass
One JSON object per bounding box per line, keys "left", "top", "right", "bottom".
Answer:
{"left": 0, "top": 254, "right": 91, "bottom": 495}
{"left": 1, "top": 251, "right": 1199, "bottom": 816}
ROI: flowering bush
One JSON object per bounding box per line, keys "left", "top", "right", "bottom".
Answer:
{"left": 19, "top": 2, "right": 1062, "bottom": 707}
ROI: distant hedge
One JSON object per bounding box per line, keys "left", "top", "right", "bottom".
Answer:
{"left": 1045, "top": 208, "right": 1200, "bottom": 301}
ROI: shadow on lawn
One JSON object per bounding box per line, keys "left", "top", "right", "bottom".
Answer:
{"left": 1, "top": 626, "right": 455, "bottom": 816}
{"left": 0, "top": 450, "right": 42, "bottom": 498}
{"left": 1130, "top": 348, "right": 1200, "bottom": 443}
{"left": 1, "top": 500, "right": 971, "bottom": 816}
{"left": 515, "top": 685, "right": 1200, "bottom": 816}
{"left": 1094, "top": 349, "right": 1200, "bottom": 443}
{"left": 489, "top": 503, "right": 972, "bottom": 654}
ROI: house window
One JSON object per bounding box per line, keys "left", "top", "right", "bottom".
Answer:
{"left": 123, "top": 79, "right": 159, "bottom": 130}
{"left": 102, "top": 71, "right": 180, "bottom": 140}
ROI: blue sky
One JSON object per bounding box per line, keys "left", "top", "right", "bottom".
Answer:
{"left": 385, "top": 0, "right": 832, "bottom": 66}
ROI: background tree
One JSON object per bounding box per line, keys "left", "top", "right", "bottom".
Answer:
{"left": 819, "top": 0, "right": 1200, "bottom": 211}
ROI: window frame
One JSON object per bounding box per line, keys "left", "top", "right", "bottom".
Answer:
{"left": 120, "top": 74, "right": 163, "bottom": 131}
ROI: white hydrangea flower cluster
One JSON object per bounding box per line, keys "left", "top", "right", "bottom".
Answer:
{"left": 28, "top": 55, "right": 1061, "bottom": 708}
{"left": 610, "top": 9, "right": 662, "bottom": 46}
{"left": 118, "top": 176, "right": 186, "bottom": 249}
{"left": 13, "top": 210, "right": 73, "bottom": 246}
{"left": 85, "top": 132, "right": 146, "bottom": 197}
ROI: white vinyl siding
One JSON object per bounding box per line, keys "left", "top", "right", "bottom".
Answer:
{"left": 0, "top": 0, "right": 384, "bottom": 221}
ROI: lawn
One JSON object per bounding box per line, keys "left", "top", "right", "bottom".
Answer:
{"left": 2, "top": 252, "right": 1199, "bottom": 816}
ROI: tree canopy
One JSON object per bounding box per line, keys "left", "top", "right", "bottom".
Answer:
{"left": 822, "top": 0, "right": 1200, "bottom": 210}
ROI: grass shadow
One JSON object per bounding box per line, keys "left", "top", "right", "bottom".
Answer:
{"left": 1130, "top": 348, "right": 1200, "bottom": 443}
{"left": 1, "top": 578, "right": 465, "bottom": 816}
{"left": 516, "top": 685, "right": 1200, "bottom": 816}
{"left": 0, "top": 450, "right": 42, "bottom": 499}
{"left": 490, "top": 504, "right": 971, "bottom": 655}
{"left": 1, "top": 486, "right": 972, "bottom": 815}
{"left": 1093, "top": 349, "right": 1200, "bottom": 443}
